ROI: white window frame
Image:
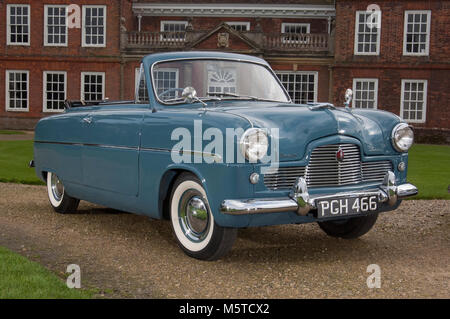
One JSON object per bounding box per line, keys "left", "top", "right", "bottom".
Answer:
{"left": 352, "top": 78, "right": 378, "bottom": 109}
{"left": 82, "top": 5, "right": 107, "bottom": 48}
{"left": 160, "top": 21, "right": 188, "bottom": 32}
{"left": 81, "top": 72, "right": 105, "bottom": 101}
{"left": 6, "top": 4, "right": 30, "bottom": 46}
{"left": 281, "top": 23, "right": 310, "bottom": 34}
{"left": 400, "top": 79, "right": 427, "bottom": 123}
{"left": 135, "top": 65, "right": 149, "bottom": 103}
{"left": 43, "top": 71, "right": 67, "bottom": 113}
{"left": 5, "top": 70, "right": 29, "bottom": 112}
{"left": 226, "top": 22, "right": 251, "bottom": 31}
{"left": 153, "top": 68, "right": 179, "bottom": 100}
{"left": 354, "top": 11, "right": 381, "bottom": 56}
{"left": 281, "top": 23, "right": 310, "bottom": 44}
{"left": 160, "top": 21, "right": 188, "bottom": 41}
{"left": 44, "top": 5, "right": 68, "bottom": 47}
{"left": 207, "top": 67, "right": 237, "bottom": 95}
{"left": 403, "top": 10, "right": 431, "bottom": 56}
{"left": 276, "top": 71, "right": 318, "bottom": 104}
{"left": 135, "top": 67, "right": 141, "bottom": 92}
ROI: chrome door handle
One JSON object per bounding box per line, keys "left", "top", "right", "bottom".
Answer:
{"left": 82, "top": 117, "right": 92, "bottom": 124}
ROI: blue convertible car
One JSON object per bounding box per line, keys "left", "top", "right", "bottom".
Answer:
{"left": 33, "top": 51, "right": 418, "bottom": 260}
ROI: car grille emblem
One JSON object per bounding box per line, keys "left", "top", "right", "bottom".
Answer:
{"left": 336, "top": 148, "right": 345, "bottom": 162}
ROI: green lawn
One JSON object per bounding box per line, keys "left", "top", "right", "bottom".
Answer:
{"left": 0, "top": 140, "right": 43, "bottom": 185}
{"left": 0, "top": 140, "right": 448, "bottom": 199}
{"left": 0, "top": 130, "right": 26, "bottom": 135}
{"left": 407, "top": 144, "right": 450, "bottom": 199}
{"left": 0, "top": 246, "right": 93, "bottom": 298}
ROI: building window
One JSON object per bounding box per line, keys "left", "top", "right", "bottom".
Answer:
{"left": 82, "top": 6, "right": 106, "bottom": 47}
{"left": 207, "top": 68, "right": 237, "bottom": 94}
{"left": 6, "top": 70, "right": 29, "bottom": 111}
{"left": 6, "top": 4, "right": 30, "bottom": 45}
{"left": 135, "top": 65, "right": 149, "bottom": 103}
{"left": 403, "top": 11, "right": 431, "bottom": 56}
{"left": 226, "top": 22, "right": 250, "bottom": 31}
{"left": 81, "top": 72, "right": 105, "bottom": 102}
{"left": 160, "top": 21, "right": 188, "bottom": 41}
{"left": 354, "top": 11, "right": 381, "bottom": 55}
{"left": 400, "top": 80, "right": 427, "bottom": 123}
{"left": 44, "top": 5, "right": 68, "bottom": 46}
{"left": 43, "top": 71, "right": 66, "bottom": 112}
{"left": 282, "top": 23, "right": 310, "bottom": 34}
{"left": 153, "top": 69, "right": 179, "bottom": 100}
{"left": 352, "top": 78, "right": 378, "bottom": 109}
{"left": 276, "top": 72, "right": 317, "bottom": 104}
{"left": 281, "top": 23, "right": 310, "bottom": 43}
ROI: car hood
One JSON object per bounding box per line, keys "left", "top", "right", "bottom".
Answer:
{"left": 209, "top": 102, "right": 400, "bottom": 161}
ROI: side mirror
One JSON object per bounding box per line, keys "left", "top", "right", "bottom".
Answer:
{"left": 344, "top": 88, "right": 353, "bottom": 108}
{"left": 182, "top": 86, "right": 197, "bottom": 103}
{"left": 182, "top": 86, "right": 207, "bottom": 106}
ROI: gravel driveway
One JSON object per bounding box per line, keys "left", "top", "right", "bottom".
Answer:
{"left": 0, "top": 183, "right": 448, "bottom": 298}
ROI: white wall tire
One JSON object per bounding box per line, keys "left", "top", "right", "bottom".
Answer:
{"left": 46, "top": 172, "right": 79, "bottom": 214}
{"left": 170, "top": 173, "right": 237, "bottom": 260}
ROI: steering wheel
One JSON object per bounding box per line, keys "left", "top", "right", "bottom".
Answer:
{"left": 158, "top": 88, "right": 184, "bottom": 99}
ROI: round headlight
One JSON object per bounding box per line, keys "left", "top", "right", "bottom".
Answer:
{"left": 392, "top": 123, "right": 414, "bottom": 152}
{"left": 240, "top": 128, "right": 269, "bottom": 162}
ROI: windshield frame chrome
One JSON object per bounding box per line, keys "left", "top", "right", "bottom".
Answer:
{"left": 150, "top": 57, "right": 292, "bottom": 106}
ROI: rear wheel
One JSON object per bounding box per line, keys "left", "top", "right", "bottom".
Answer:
{"left": 46, "top": 172, "right": 79, "bottom": 214}
{"left": 170, "top": 173, "right": 237, "bottom": 261}
{"left": 318, "top": 213, "right": 378, "bottom": 239}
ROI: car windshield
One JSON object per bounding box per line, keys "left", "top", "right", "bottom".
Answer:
{"left": 152, "top": 59, "right": 290, "bottom": 104}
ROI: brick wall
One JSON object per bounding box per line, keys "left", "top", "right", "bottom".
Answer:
{"left": 333, "top": 0, "right": 450, "bottom": 130}
{"left": 1, "top": 0, "right": 448, "bottom": 138}
{"left": 0, "top": 0, "right": 125, "bottom": 129}
{"left": 138, "top": 16, "right": 328, "bottom": 34}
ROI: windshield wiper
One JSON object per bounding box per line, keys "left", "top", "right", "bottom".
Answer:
{"left": 163, "top": 96, "right": 221, "bottom": 104}
{"left": 207, "top": 92, "right": 269, "bottom": 101}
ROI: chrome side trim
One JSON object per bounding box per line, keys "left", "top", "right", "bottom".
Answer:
{"left": 34, "top": 141, "right": 137, "bottom": 151}
{"left": 141, "top": 147, "right": 222, "bottom": 161}
{"left": 34, "top": 141, "right": 222, "bottom": 161}
{"left": 34, "top": 141, "right": 83, "bottom": 147}
{"left": 84, "top": 143, "right": 137, "bottom": 151}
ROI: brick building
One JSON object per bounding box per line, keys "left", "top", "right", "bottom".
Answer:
{"left": 0, "top": 0, "right": 448, "bottom": 142}
{"left": 333, "top": 0, "right": 450, "bottom": 143}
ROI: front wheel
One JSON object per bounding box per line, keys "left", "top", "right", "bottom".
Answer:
{"left": 46, "top": 172, "right": 79, "bottom": 214}
{"left": 170, "top": 173, "right": 237, "bottom": 261}
{"left": 318, "top": 213, "right": 378, "bottom": 239}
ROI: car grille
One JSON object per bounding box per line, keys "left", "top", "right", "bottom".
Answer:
{"left": 263, "top": 143, "right": 393, "bottom": 190}
{"left": 263, "top": 166, "right": 307, "bottom": 190}
{"left": 361, "top": 160, "right": 394, "bottom": 182}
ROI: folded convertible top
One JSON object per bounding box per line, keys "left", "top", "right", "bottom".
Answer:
{"left": 63, "top": 99, "right": 135, "bottom": 109}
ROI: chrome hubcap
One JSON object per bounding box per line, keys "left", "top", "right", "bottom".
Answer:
{"left": 179, "top": 192, "right": 210, "bottom": 242}
{"left": 51, "top": 174, "right": 64, "bottom": 201}
{"left": 186, "top": 197, "right": 209, "bottom": 234}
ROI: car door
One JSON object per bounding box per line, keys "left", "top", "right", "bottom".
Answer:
{"left": 81, "top": 105, "right": 145, "bottom": 196}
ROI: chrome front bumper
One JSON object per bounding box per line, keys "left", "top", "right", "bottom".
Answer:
{"left": 220, "top": 171, "right": 418, "bottom": 216}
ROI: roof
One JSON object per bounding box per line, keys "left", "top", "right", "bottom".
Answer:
{"left": 143, "top": 51, "right": 269, "bottom": 66}
{"left": 133, "top": 2, "right": 335, "bottom": 18}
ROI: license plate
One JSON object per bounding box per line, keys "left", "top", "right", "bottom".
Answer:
{"left": 317, "top": 195, "right": 378, "bottom": 219}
